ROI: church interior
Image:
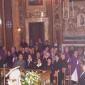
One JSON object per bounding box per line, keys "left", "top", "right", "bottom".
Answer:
{"left": 0, "top": 0, "right": 85, "bottom": 85}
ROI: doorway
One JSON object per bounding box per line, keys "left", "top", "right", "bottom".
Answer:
{"left": 29, "top": 22, "right": 44, "bottom": 43}
{"left": 25, "top": 18, "right": 49, "bottom": 44}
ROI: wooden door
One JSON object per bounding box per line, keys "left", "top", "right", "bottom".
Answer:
{"left": 29, "top": 22, "right": 44, "bottom": 43}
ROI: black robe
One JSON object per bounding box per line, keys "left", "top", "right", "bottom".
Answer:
{"left": 25, "top": 61, "right": 36, "bottom": 69}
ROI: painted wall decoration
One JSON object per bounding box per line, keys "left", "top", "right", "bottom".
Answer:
{"left": 63, "top": 0, "right": 85, "bottom": 36}
{"left": 77, "top": 13, "right": 85, "bottom": 27}
{"left": 63, "top": 0, "right": 70, "bottom": 19}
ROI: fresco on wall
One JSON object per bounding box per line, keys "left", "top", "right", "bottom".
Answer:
{"left": 63, "top": 1, "right": 85, "bottom": 36}
{"left": 77, "top": 13, "right": 85, "bottom": 27}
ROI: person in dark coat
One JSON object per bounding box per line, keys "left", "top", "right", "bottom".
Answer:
{"left": 23, "top": 47, "right": 29, "bottom": 60}
{"left": 52, "top": 53, "right": 67, "bottom": 85}
{"left": 20, "top": 40, "right": 28, "bottom": 48}
{"left": 52, "top": 55, "right": 60, "bottom": 84}
{"left": 0, "top": 46, "right": 6, "bottom": 67}
{"left": 36, "top": 58, "right": 43, "bottom": 69}
{"left": 11, "top": 46, "right": 18, "bottom": 63}
{"left": 5, "top": 51, "right": 13, "bottom": 68}
{"left": 79, "top": 59, "right": 85, "bottom": 85}
{"left": 25, "top": 54, "right": 35, "bottom": 69}
{"left": 58, "top": 53, "right": 67, "bottom": 85}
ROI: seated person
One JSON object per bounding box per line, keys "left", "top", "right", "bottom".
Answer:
{"left": 36, "top": 58, "right": 42, "bottom": 69}
{"left": 25, "top": 54, "right": 35, "bottom": 69}
{"left": 13, "top": 53, "right": 25, "bottom": 69}
{"left": 43, "top": 57, "right": 53, "bottom": 71}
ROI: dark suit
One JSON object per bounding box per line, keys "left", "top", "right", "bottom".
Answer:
{"left": 79, "top": 72, "right": 85, "bottom": 85}
{"left": 25, "top": 61, "right": 36, "bottom": 69}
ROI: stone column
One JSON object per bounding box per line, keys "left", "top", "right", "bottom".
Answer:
{"left": 0, "top": 0, "right": 2, "bottom": 46}
{"left": 12, "top": 0, "right": 20, "bottom": 48}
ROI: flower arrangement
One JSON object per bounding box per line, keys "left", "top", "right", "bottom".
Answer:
{"left": 21, "top": 71, "right": 41, "bottom": 85}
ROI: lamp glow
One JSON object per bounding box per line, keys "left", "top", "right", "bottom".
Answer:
{"left": 17, "top": 28, "right": 21, "bottom": 32}
{"left": 0, "top": 18, "right": 2, "bottom": 25}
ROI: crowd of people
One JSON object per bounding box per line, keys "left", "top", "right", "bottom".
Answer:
{"left": 0, "top": 40, "right": 84, "bottom": 85}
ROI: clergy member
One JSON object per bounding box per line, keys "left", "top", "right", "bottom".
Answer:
{"left": 70, "top": 50, "right": 81, "bottom": 84}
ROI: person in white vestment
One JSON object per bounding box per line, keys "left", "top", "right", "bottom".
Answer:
{"left": 6, "top": 66, "right": 21, "bottom": 85}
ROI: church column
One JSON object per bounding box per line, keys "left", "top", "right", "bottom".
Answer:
{"left": 4, "top": 0, "right": 13, "bottom": 49}
{"left": 0, "top": 0, "right": 3, "bottom": 46}
{"left": 46, "top": 0, "right": 54, "bottom": 42}
{"left": 51, "top": 0, "right": 63, "bottom": 51}
{"left": 12, "top": 0, "right": 20, "bottom": 48}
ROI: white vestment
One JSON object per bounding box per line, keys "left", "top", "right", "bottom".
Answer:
{"left": 71, "top": 68, "right": 78, "bottom": 82}
{"left": 7, "top": 67, "right": 21, "bottom": 85}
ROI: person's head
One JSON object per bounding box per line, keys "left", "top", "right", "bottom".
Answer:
{"left": 27, "top": 54, "right": 32, "bottom": 61}
{"left": 18, "top": 53, "right": 23, "bottom": 61}
{"left": 44, "top": 52, "right": 50, "bottom": 59}
{"left": 45, "top": 46, "right": 49, "bottom": 51}
{"left": 11, "top": 46, "right": 16, "bottom": 53}
{"left": 37, "top": 58, "right": 42, "bottom": 64}
{"left": 3, "top": 46, "right": 6, "bottom": 51}
{"left": 55, "top": 54, "right": 59, "bottom": 62}
{"left": 64, "top": 47, "right": 69, "bottom": 53}
{"left": 47, "top": 58, "right": 52, "bottom": 65}
{"left": 74, "top": 50, "right": 78, "bottom": 58}
{"left": 36, "top": 52, "right": 41, "bottom": 58}
{"left": 54, "top": 47, "right": 58, "bottom": 54}
{"left": 50, "top": 47, "right": 54, "bottom": 53}
{"left": 61, "top": 53, "right": 65, "bottom": 60}
{"left": 24, "top": 47, "right": 28, "bottom": 52}
{"left": 7, "top": 51, "right": 11, "bottom": 56}
{"left": 38, "top": 38, "right": 42, "bottom": 43}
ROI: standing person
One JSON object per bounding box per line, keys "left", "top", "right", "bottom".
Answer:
{"left": 20, "top": 39, "right": 28, "bottom": 48}
{"left": 35, "top": 52, "right": 42, "bottom": 63}
{"left": 58, "top": 53, "right": 67, "bottom": 85}
{"left": 23, "top": 47, "right": 29, "bottom": 60}
{"left": 50, "top": 47, "right": 56, "bottom": 64}
{"left": 38, "top": 38, "right": 44, "bottom": 53}
{"left": 52, "top": 54, "right": 60, "bottom": 84}
{"left": 45, "top": 58, "right": 53, "bottom": 70}
{"left": 0, "top": 46, "right": 6, "bottom": 67}
{"left": 11, "top": 46, "right": 18, "bottom": 64}
{"left": 64, "top": 47, "right": 71, "bottom": 63}
{"left": 42, "top": 52, "right": 50, "bottom": 69}
{"left": 70, "top": 50, "right": 82, "bottom": 84}
{"left": 5, "top": 51, "right": 13, "bottom": 68}
{"left": 79, "top": 59, "right": 85, "bottom": 85}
